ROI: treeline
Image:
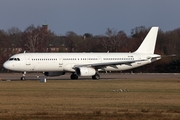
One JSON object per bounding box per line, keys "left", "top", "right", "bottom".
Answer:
{"left": 0, "top": 25, "right": 179, "bottom": 73}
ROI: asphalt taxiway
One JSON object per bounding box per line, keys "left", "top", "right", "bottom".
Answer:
{"left": 0, "top": 73, "right": 179, "bottom": 81}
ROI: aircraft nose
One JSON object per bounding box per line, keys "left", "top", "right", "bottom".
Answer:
{"left": 3, "top": 61, "right": 10, "bottom": 70}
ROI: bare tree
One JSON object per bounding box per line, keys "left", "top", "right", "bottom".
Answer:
{"left": 102, "top": 28, "right": 127, "bottom": 52}
{"left": 7, "top": 27, "right": 22, "bottom": 53}
{"left": 7, "top": 27, "right": 22, "bottom": 35}
{"left": 0, "top": 30, "right": 10, "bottom": 68}
{"left": 65, "top": 31, "right": 83, "bottom": 52}
{"left": 21, "top": 24, "right": 54, "bottom": 52}
{"left": 116, "top": 31, "right": 128, "bottom": 51}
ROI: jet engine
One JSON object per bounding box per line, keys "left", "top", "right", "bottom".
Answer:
{"left": 44, "top": 72, "right": 65, "bottom": 77}
{"left": 75, "top": 67, "right": 96, "bottom": 76}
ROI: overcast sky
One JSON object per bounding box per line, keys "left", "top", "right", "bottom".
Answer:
{"left": 0, "top": 0, "right": 179, "bottom": 35}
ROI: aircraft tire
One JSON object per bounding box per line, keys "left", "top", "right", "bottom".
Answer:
{"left": 21, "top": 76, "right": 25, "bottom": 80}
{"left": 92, "top": 73, "right": 100, "bottom": 80}
{"left": 70, "top": 73, "right": 78, "bottom": 80}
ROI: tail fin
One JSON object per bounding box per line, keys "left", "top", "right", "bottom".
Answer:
{"left": 134, "top": 27, "right": 159, "bottom": 54}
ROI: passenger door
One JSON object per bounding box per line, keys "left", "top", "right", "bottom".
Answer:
{"left": 25, "top": 55, "right": 31, "bottom": 65}
{"left": 59, "top": 55, "right": 63, "bottom": 65}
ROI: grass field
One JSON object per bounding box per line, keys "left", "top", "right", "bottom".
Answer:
{"left": 0, "top": 78, "right": 180, "bottom": 120}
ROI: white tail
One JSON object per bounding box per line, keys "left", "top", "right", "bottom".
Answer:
{"left": 134, "top": 27, "right": 159, "bottom": 54}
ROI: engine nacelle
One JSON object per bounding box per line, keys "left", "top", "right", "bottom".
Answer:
{"left": 75, "top": 67, "right": 96, "bottom": 76}
{"left": 44, "top": 72, "right": 65, "bottom": 77}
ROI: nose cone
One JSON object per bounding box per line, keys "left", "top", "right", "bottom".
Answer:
{"left": 3, "top": 61, "right": 20, "bottom": 71}
{"left": 3, "top": 61, "right": 10, "bottom": 70}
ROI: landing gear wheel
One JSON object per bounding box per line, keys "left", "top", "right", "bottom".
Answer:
{"left": 21, "top": 71, "right": 26, "bottom": 80}
{"left": 92, "top": 73, "right": 100, "bottom": 80}
{"left": 21, "top": 76, "right": 25, "bottom": 81}
{"left": 70, "top": 73, "right": 78, "bottom": 80}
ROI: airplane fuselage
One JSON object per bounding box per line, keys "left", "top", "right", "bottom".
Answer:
{"left": 3, "top": 52, "right": 160, "bottom": 72}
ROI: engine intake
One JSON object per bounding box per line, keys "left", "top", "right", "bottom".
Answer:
{"left": 76, "top": 67, "right": 96, "bottom": 76}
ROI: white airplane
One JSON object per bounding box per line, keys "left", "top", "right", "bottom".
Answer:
{"left": 3, "top": 27, "right": 161, "bottom": 80}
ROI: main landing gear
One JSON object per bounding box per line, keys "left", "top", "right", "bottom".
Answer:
{"left": 21, "top": 72, "right": 26, "bottom": 80}
{"left": 92, "top": 73, "right": 100, "bottom": 80}
{"left": 70, "top": 73, "right": 78, "bottom": 79}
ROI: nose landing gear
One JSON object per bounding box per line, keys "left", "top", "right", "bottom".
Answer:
{"left": 21, "top": 72, "right": 26, "bottom": 80}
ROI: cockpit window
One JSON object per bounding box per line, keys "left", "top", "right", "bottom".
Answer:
{"left": 9, "top": 58, "right": 20, "bottom": 61}
{"left": 9, "top": 58, "right": 13, "bottom": 61}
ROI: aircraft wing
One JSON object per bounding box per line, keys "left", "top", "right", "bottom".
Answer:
{"left": 73, "top": 59, "right": 146, "bottom": 69}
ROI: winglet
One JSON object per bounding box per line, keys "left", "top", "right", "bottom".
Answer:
{"left": 134, "top": 27, "right": 159, "bottom": 54}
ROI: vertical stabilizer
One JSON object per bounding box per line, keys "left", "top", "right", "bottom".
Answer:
{"left": 134, "top": 27, "right": 159, "bottom": 54}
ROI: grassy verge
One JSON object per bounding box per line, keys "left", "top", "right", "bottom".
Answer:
{"left": 0, "top": 79, "right": 180, "bottom": 119}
